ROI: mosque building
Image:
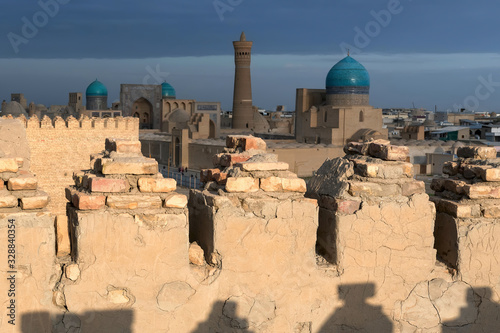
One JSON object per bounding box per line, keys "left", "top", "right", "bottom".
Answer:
{"left": 86, "top": 79, "right": 108, "bottom": 111}
{"left": 295, "top": 55, "right": 387, "bottom": 145}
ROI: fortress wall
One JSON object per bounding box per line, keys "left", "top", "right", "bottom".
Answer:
{"left": 22, "top": 116, "right": 139, "bottom": 214}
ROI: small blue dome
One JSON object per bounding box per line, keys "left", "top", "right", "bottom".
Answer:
{"left": 161, "top": 82, "right": 176, "bottom": 98}
{"left": 326, "top": 56, "right": 370, "bottom": 93}
{"left": 86, "top": 79, "right": 108, "bottom": 97}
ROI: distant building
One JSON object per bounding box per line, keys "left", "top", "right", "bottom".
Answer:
{"left": 86, "top": 79, "right": 108, "bottom": 111}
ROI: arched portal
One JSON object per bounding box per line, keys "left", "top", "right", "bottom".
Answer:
{"left": 209, "top": 120, "right": 216, "bottom": 138}
{"left": 174, "top": 137, "right": 180, "bottom": 167}
{"left": 132, "top": 97, "right": 153, "bottom": 129}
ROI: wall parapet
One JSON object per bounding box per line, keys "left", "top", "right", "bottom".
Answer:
{"left": 0, "top": 114, "right": 140, "bottom": 131}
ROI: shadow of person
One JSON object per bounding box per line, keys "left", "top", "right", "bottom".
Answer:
{"left": 21, "top": 310, "right": 134, "bottom": 333}
{"left": 442, "top": 287, "right": 500, "bottom": 332}
{"left": 191, "top": 300, "right": 254, "bottom": 333}
{"left": 317, "top": 283, "right": 393, "bottom": 332}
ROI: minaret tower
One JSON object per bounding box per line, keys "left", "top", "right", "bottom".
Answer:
{"left": 232, "top": 31, "right": 254, "bottom": 129}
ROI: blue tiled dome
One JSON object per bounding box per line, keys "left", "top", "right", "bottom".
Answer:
{"left": 86, "top": 79, "right": 108, "bottom": 97}
{"left": 161, "top": 82, "right": 176, "bottom": 98}
{"left": 326, "top": 56, "right": 370, "bottom": 94}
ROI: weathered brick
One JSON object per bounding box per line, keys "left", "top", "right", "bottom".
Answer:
{"left": 443, "top": 179, "right": 467, "bottom": 195}
{"left": 282, "top": 178, "right": 307, "bottom": 192}
{"left": 138, "top": 178, "right": 176, "bottom": 193}
{"left": 260, "top": 177, "right": 283, "bottom": 192}
{"left": 20, "top": 195, "right": 49, "bottom": 210}
{"left": 0, "top": 158, "right": 19, "bottom": 173}
{"left": 343, "top": 142, "right": 369, "bottom": 155}
{"left": 457, "top": 146, "right": 497, "bottom": 160}
{"left": 225, "top": 177, "right": 259, "bottom": 193}
{"left": 101, "top": 159, "right": 158, "bottom": 175}
{"left": 370, "top": 144, "right": 409, "bottom": 161}
{"left": 106, "top": 195, "right": 162, "bottom": 209}
{"left": 90, "top": 178, "right": 129, "bottom": 193}
{"left": 220, "top": 154, "right": 251, "bottom": 167}
{"left": 72, "top": 192, "right": 106, "bottom": 210}
{"left": 163, "top": 193, "right": 188, "bottom": 208}
{"left": 56, "top": 215, "right": 71, "bottom": 257}
{"left": 430, "top": 178, "right": 446, "bottom": 192}
{"left": 482, "top": 205, "right": 500, "bottom": 218}
{"left": 15, "top": 157, "right": 23, "bottom": 168}
{"left": 105, "top": 138, "right": 142, "bottom": 154}
{"left": 226, "top": 135, "right": 267, "bottom": 151}
{"left": 434, "top": 198, "right": 480, "bottom": 218}
{"left": 401, "top": 181, "right": 425, "bottom": 196}
{"left": 479, "top": 167, "right": 500, "bottom": 182}
{"left": 239, "top": 162, "right": 289, "bottom": 172}
{"left": 7, "top": 176, "right": 37, "bottom": 191}
{"left": 348, "top": 182, "right": 400, "bottom": 197}
{"left": 464, "top": 184, "right": 500, "bottom": 199}
{"left": 0, "top": 195, "right": 18, "bottom": 208}
{"left": 354, "top": 161, "right": 413, "bottom": 179}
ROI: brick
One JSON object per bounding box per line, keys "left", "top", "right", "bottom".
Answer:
{"left": 225, "top": 177, "right": 259, "bottom": 193}
{"left": 0, "top": 158, "right": 18, "bottom": 173}
{"left": 354, "top": 161, "right": 413, "bottom": 179}
{"left": 212, "top": 153, "right": 224, "bottom": 167}
{"left": 90, "top": 178, "right": 129, "bottom": 193}
{"left": 348, "top": 182, "right": 400, "bottom": 197}
{"left": 443, "top": 179, "right": 467, "bottom": 195}
{"left": 239, "top": 162, "right": 289, "bottom": 172}
{"left": 7, "top": 176, "right": 37, "bottom": 191}
{"left": 213, "top": 172, "right": 228, "bottom": 185}
{"left": 106, "top": 195, "right": 162, "bottom": 209}
{"left": 220, "top": 154, "right": 251, "bottom": 167}
{"left": 72, "top": 192, "right": 106, "bottom": 210}
{"left": 0, "top": 195, "right": 18, "bottom": 208}
{"left": 15, "top": 157, "right": 23, "bottom": 168}
{"left": 462, "top": 165, "right": 485, "bottom": 179}
{"left": 401, "top": 181, "right": 425, "bottom": 196}
{"left": 56, "top": 215, "right": 71, "bottom": 257}
{"left": 260, "top": 177, "right": 283, "bottom": 192}
{"left": 101, "top": 159, "right": 158, "bottom": 175}
{"left": 138, "top": 178, "right": 176, "bottom": 193}
{"left": 65, "top": 187, "right": 76, "bottom": 202}
{"left": 163, "top": 193, "right": 188, "bottom": 208}
{"left": 226, "top": 135, "right": 267, "bottom": 151}
{"left": 105, "top": 138, "right": 142, "bottom": 154}
{"left": 343, "top": 142, "right": 369, "bottom": 155}
{"left": 200, "top": 169, "right": 211, "bottom": 183}
{"left": 282, "top": 178, "right": 307, "bottom": 192}
{"left": 482, "top": 205, "right": 500, "bottom": 218}
{"left": 430, "top": 178, "right": 446, "bottom": 192}
{"left": 434, "top": 198, "right": 480, "bottom": 218}
{"left": 457, "top": 146, "right": 497, "bottom": 160}
{"left": 336, "top": 199, "right": 361, "bottom": 215}
{"left": 20, "top": 195, "right": 49, "bottom": 210}
{"left": 464, "top": 184, "right": 500, "bottom": 199}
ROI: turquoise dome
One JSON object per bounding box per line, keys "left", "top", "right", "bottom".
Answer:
{"left": 161, "top": 82, "right": 176, "bottom": 98}
{"left": 326, "top": 56, "right": 370, "bottom": 94}
{"left": 86, "top": 79, "right": 108, "bottom": 97}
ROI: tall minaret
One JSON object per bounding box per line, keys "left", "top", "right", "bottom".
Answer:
{"left": 232, "top": 32, "right": 254, "bottom": 129}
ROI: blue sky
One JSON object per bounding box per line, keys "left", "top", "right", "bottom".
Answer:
{"left": 1, "top": 0, "right": 500, "bottom": 111}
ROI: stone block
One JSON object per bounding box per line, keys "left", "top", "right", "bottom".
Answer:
{"left": 457, "top": 146, "right": 497, "bottom": 160}
{"left": 260, "top": 177, "right": 283, "bottom": 192}
{"left": 90, "top": 178, "right": 129, "bottom": 193}
{"left": 0, "top": 158, "right": 18, "bottom": 173}
{"left": 401, "top": 181, "right": 425, "bottom": 196}
{"left": 213, "top": 172, "right": 228, "bottom": 185}
{"left": 343, "top": 142, "right": 368, "bottom": 155}
{"left": 443, "top": 161, "right": 459, "bottom": 176}
{"left": 20, "top": 195, "right": 49, "bottom": 210}
{"left": 482, "top": 205, "right": 500, "bottom": 218}
{"left": 369, "top": 143, "right": 409, "bottom": 161}
{"left": 163, "top": 193, "right": 188, "bottom": 208}
{"left": 225, "top": 177, "right": 259, "bottom": 193}
{"left": 106, "top": 195, "right": 162, "bottom": 209}
{"left": 72, "top": 192, "right": 106, "bottom": 210}
{"left": 105, "top": 138, "right": 142, "bottom": 154}
{"left": 189, "top": 242, "right": 205, "bottom": 266}
{"left": 138, "top": 178, "right": 176, "bottom": 193}
{"left": 464, "top": 184, "right": 500, "bottom": 199}
{"left": 0, "top": 194, "right": 18, "bottom": 208}
{"left": 479, "top": 167, "right": 500, "bottom": 182}
{"left": 226, "top": 135, "right": 267, "bottom": 151}
{"left": 434, "top": 198, "right": 480, "bottom": 218}
{"left": 101, "top": 159, "right": 158, "bottom": 175}
{"left": 443, "top": 179, "right": 467, "bottom": 195}
{"left": 354, "top": 161, "right": 413, "bottom": 179}
{"left": 282, "top": 178, "right": 307, "bottom": 192}
{"left": 7, "top": 176, "right": 37, "bottom": 191}
{"left": 238, "top": 161, "right": 289, "bottom": 172}
{"left": 430, "top": 178, "right": 446, "bottom": 192}
{"left": 56, "top": 215, "right": 71, "bottom": 257}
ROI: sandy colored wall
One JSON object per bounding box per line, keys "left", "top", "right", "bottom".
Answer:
{"left": 24, "top": 116, "right": 139, "bottom": 214}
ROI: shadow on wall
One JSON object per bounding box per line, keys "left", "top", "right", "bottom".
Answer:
{"left": 21, "top": 310, "right": 134, "bottom": 333}
{"left": 317, "top": 283, "right": 393, "bottom": 332}
{"left": 191, "top": 300, "right": 255, "bottom": 333}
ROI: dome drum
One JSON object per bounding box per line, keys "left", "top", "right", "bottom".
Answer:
{"left": 325, "top": 55, "right": 370, "bottom": 106}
